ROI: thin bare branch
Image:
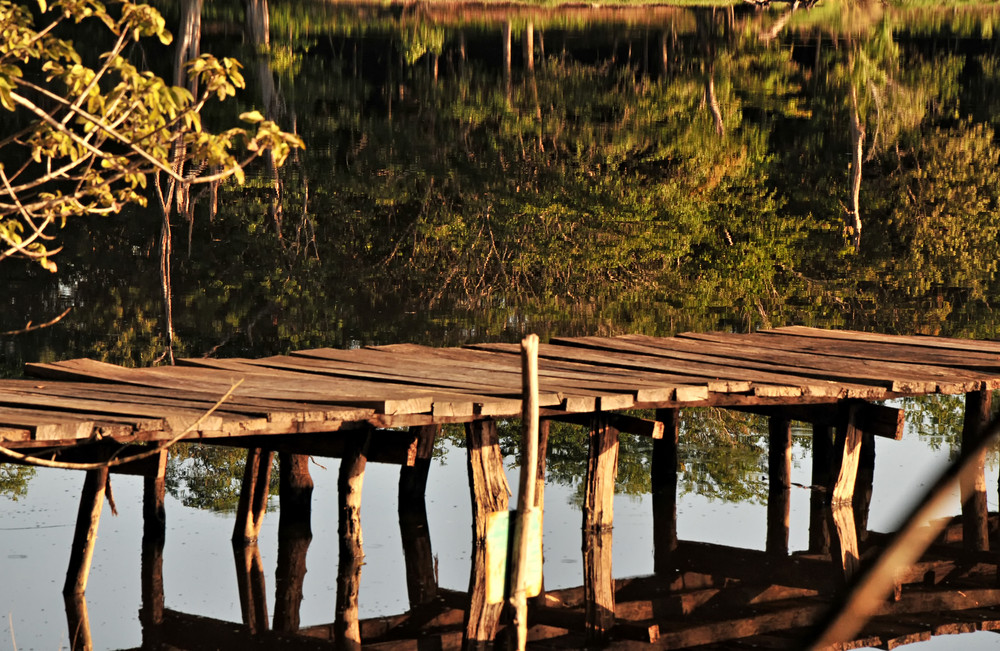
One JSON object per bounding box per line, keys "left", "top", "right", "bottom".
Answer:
{"left": 0, "top": 307, "right": 72, "bottom": 336}
{"left": 0, "top": 380, "right": 245, "bottom": 470}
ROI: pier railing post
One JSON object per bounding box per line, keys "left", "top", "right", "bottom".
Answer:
{"left": 583, "top": 415, "right": 619, "bottom": 643}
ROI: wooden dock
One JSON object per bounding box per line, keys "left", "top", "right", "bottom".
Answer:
{"left": 4, "top": 326, "right": 1000, "bottom": 447}
{"left": 3, "top": 326, "right": 1000, "bottom": 649}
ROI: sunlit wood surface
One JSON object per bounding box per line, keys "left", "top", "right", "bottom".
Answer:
{"left": 3, "top": 326, "right": 1000, "bottom": 447}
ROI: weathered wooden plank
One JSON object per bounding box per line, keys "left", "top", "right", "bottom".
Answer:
{"left": 26, "top": 359, "right": 433, "bottom": 415}
{"left": 543, "top": 412, "right": 665, "bottom": 439}
{"left": 197, "top": 430, "right": 419, "bottom": 466}
{"left": 181, "top": 357, "right": 526, "bottom": 417}
{"left": 543, "top": 337, "right": 873, "bottom": 398}
{"left": 764, "top": 326, "right": 1000, "bottom": 356}
{"left": 0, "top": 380, "right": 335, "bottom": 424}
{"left": 310, "top": 344, "right": 746, "bottom": 395}
{"left": 0, "top": 408, "right": 99, "bottom": 441}
{"left": 0, "top": 426, "right": 31, "bottom": 442}
{"left": 292, "top": 347, "right": 647, "bottom": 412}
{"left": 0, "top": 389, "right": 223, "bottom": 431}
{"left": 177, "top": 358, "right": 483, "bottom": 417}
{"left": 473, "top": 341, "right": 862, "bottom": 400}
{"left": 619, "top": 334, "right": 985, "bottom": 394}
{"left": 735, "top": 403, "right": 904, "bottom": 441}
{"left": 682, "top": 331, "right": 1000, "bottom": 377}
{"left": 236, "top": 352, "right": 561, "bottom": 404}
{"left": 350, "top": 343, "right": 733, "bottom": 402}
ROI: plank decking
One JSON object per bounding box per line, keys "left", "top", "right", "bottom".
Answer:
{"left": 3, "top": 326, "right": 1000, "bottom": 447}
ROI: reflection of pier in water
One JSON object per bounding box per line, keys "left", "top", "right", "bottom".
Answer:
{"left": 5, "top": 327, "right": 1000, "bottom": 648}
{"left": 75, "top": 452, "right": 1000, "bottom": 650}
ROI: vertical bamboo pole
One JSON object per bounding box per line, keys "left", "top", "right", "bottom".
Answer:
{"left": 509, "top": 334, "right": 540, "bottom": 650}
{"left": 64, "top": 467, "right": 109, "bottom": 595}
{"left": 766, "top": 416, "right": 791, "bottom": 555}
{"left": 335, "top": 430, "right": 370, "bottom": 651}
{"left": 963, "top": 388, "right": 992, "bottom": 551}
{"left": 652, "top": 408, "right": 679, "bottom": 574}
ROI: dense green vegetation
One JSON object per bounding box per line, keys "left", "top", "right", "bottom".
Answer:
{"left": 3, "top": 1, "right": 1000, "bottom": 504}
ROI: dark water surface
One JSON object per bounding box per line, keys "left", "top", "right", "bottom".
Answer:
{"left": 3, "top": 1, "right": 1000, "bottom": 648}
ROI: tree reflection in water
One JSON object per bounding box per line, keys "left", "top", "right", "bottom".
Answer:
{"left": 4, "top": 1, "right": 1000, "bottom": 648}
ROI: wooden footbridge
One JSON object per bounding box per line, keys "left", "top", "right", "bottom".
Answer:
{"left": 3, "top": 326, "right": 1000, "bottom": 649}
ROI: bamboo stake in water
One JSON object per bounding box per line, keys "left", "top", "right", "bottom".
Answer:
{"left": 510, "top": 334, "right": 540, "bottom": 651}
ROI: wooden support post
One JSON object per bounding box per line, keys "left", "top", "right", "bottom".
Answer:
{"left": 140, "top": 450, "right": 167, "bottom": 631}
{"left": 274, "top": 452, "right": 313, "bottom": 631}
{"left": 278, "top": 453, "right": 313, "bottom": 537}
{"left": 652, "top": 408, "right": 680, "bottom": 574}
{"left": 963, "top": 388, "right": 992, "bottom": 551}
{"left": 530, "top": 418, "right": 550, "bottom": 607}
{"left": 767, "top": 417, "right": 791, "bottom": 556}
{"left": 829, "top": 502, "right": 861, "bottom": 581}
{"left": 273, "top": 523, "right": 310, "bottom": 633}
{"left": 233, "top": 542, "right": 269, "bottom": 633}
{"left": 584, "top": 416, "right": 619, "bottom": 643}
{"left": 464, "top": 419, "right": 510, "bottom": 650}
{"left": 335, "top": 430, "right": 370, "bottom": 651}
{"left": 831, "top": 404, "right": 862, "bottom": 505}
{"left": 854, "top": 432, "right": 876, "bottom": 545}
{"left": 809, "top": 424, "right": 834, "bottom": 554}
{"left": 399, "top": 425, "right": 439, "bottom": 608}
{"left": 64, "top": 592, "right": 92, "bottom": 650}
{"left": 523, "top": 22, "right": 534, "bottom": 71}
{"left": 510, "top": 334, "right": 541, "bottom": 651}
{"left": 64, "top": 466, "right": 109, "bottom": 595}
{"left": 233, "top": 448, "right": 274, "bottom": 544}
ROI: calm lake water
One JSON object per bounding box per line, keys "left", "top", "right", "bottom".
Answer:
{"left": 3, "top": 1, "right": 1000, "bottom": 648}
